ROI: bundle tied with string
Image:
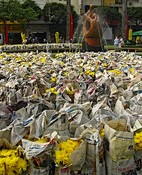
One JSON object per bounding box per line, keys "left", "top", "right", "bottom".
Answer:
{"left": 0, "top": 139, "right": 28, "bottom": 175}
{"left": 104, "top": 119, "right": 136, "bottom": 175}
{"left": 22, "top": 134, "right": 56, "bottom": 175}
{"left": 133, "top": 119, "right": 142, "bottom": 174}
{"left": 54, "top": 137, "right": 86, "bottom": 175}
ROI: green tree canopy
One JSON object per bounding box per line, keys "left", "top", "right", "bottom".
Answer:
{"left": 94, "top": 6, "right": 122, "bottom": 25}
{"left": 21, "top": 7, "right": 38, "bottom": 23}
{"left": 21, "top": 0, "right": 42, "bottom": 19}
{"left": 43, "top": 2, "right": 67, "bottom": 24}
{"left": 128, "top": 7, "right": 142, "bottom": 26}
{"left": 0, "top": 0, "right": 23, "bottom": 22}
{"left": 42, "top": 2, "right": 78, "bottom": 25}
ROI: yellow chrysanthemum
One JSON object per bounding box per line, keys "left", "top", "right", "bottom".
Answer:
{"left": 55, "top": 139, "right": 81, "bottom": 166}
{"left": 134, "top": 131, "right": 142, "bottom": 150}
{"left": 0, "top": 55, "right": 3, "bottom": 59}
{"left": 34, "top": 138, "right": 47, "bottom": 143}
{"left": 63, "top": 72, "right": 68, "bottom": 76}
{"left": 108, "top": 69, "right": 122, "bottom": 75}
{"left": 51, "top": 77, "right": 57, "bottom": 82}
{"left": 45, "top": 88, "right": 59, "bottom": 95}
{"left": 0, "top": 149, "right": 28, "bottom": 175}
{"left": 100, "top": 128, "right": 105, "bottom": 139}
{"left": 39, "top": 57, "right": 46, "bottom": 63}
{"left": 15, "top": 57, "right": 23, "bottom": 62}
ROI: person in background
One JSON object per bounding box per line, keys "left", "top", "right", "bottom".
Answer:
{"left": 114, "top": 36, "right": 119, "bottom": 50}
{"left": 119, "top": 36, "right": 124, "bottom": 48}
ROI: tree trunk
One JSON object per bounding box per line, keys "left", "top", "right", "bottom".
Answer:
{"left": 66, "top": 0, "right": 71, "bottom": 42}
{"left": 121, "top": 0, "right": 128, "bottom": 40}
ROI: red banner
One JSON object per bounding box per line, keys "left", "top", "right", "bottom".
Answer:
{"left": 70, "top": 12, "right": 73, "bottom": 41}
{"left": 5, "top": 22, "right": 9, "bottom": 44}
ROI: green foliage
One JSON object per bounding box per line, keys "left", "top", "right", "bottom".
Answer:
{"left": 43, "top": 2, "right": 78, "bottom": 25}
{"left": 94, "top": 6, "right": 122, "bottom": 23}
{"left": 0, "top": 0, "right": 9, "bottom": 21}
{"left": 128, "top": 7, "right": 142, "bottom": 26}
{"left": 0, "top": 0, "right": 39, "bottom": 23}
{"left": 43, "top": 2, "right": 66, "bottom": 24}
{"left": 21, "top": 0, "right": 42, "bottom": 19}
{"left": 21, "top": 7, "right": 38, "bottom": 22}
{"left": 0, "top": 0, "right": 23, "bottom": 22}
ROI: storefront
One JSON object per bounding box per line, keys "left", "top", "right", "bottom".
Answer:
{"left": 0, "top": 21, "right": 25, "bottom": 44}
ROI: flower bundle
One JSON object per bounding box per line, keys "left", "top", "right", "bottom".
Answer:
{"left": 134, "top": 131, "right": 142, "bottom": 150}
{"left": 0, "top": 149, "right": 28, "bottom": 175}
{"left": 45, "top": 87, "right": 59, "bottom": 95}
{"left": 85, "top": 70, "right": 95, "bottom": 77}
{"left": 107, "top": 69, "right": 122, "bottom": 75}
{"left": 55, "top": 139, "right": 81, "bottom": 167}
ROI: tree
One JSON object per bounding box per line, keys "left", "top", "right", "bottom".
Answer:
{"left": 66, "top": 0, "right": 71, "bottom": 41}
{"left": 42, "top": 3, "right": 67, "bottom": 24}
{"left": 94, "top": 6, "right": 122, "bottom": 25}
{"left": 21, "top": 8, "right": 38, "bottom": 23}
{"left": 0, "top": 0, "right": 24, "bottom": 44}
{"left": 43, "top": 2, "right": 78, "bottom": 41}
{"left": 121, "top": 0, "right": 127, "bottom": 40}
{"left": 20, "top": 0, "right": 42, "bottom": 37}
{"left": 21, "top": 0, "right": 42, "bottom": 19}
{"left": 128, "top": 7, "right": 142, "bottom": 27}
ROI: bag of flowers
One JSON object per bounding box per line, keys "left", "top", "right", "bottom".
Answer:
{"left": 129, "top": 93, "right": 142, "bottom": 115}
{"left": 64, "top": 82, "right": 79, "bottom": 103}
{"left": 74, "top": 80, "right": 90, "bottom": 104}
{"left": 43, "top": 112, "right": 70, "bottom": 137}
{"left": 28, "top": 110, "right": 55, "bottom": 139}
{"left": 0, "top": 138, "right": 28, "bottom": 175}
{"left": 68, "top": 108, "right": 90, "bottom": 137}
{"left": 22, "top": 135, "right": 55, "bottom": 175}
{"left": 75, "top": 124, "right": 106, "bottom": 175}
{"left": 104, "top": 119, "right": 136, "bottom": 175}
{"left": 58, "top": 102, "right": 91, "bottom": 137}
{"left": 0, "top": 102, "right": 13, "bottom": 130}
{"left": 54, "top": 137, "right": 86, "bottom": 175}
{"left": 55, "top": 88, "right": 72, "bottom": 111}
{"left": 133, "top": 119, "right": 142, "bottom": 175}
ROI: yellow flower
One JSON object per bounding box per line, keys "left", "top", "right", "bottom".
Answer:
{"left": 63, "top": 72, "right": 68, "bottom": 76}
{"left": 34, "top": 138, "right": 47, "bottom": 143}
{"left": 85, "top": 70, "right": 95, "bottom": 77}
{"left": 15, "top": 57, "right": 22, "bottom": 62}
{"left": 0, "top": 55, "right": 3, "bottom": 59}
{"left": 134, "top": 131, "right": 142, "bottom": 150}
{"left": 0, "top": 149, "right": 28, "bottom": 174}
{"left": 51, "top": 77, "right": 57, "bottom": 82}
{"left": 108, "top": 69, "right": 122, "bottom": 75}
{"left": 103, "top": 63, "right": 108, "bottom": 67}
{"left": 55, "top": 139, "right": 81, "bottom": 167}
{"left": 134, "top": 138, "right": 140, "bottom": 144}
{"left": 100, "top": 128, "right": 105, "bottom": 139}
{"left": 45, "top": 88, "right": 59, "bottom": 95}
{"left": 39, "top": 57, "right": 46, "bottom": 63}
